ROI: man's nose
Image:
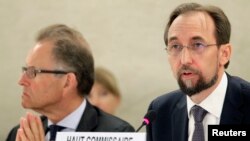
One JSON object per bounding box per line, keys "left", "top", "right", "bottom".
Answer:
{"left": 180, "top": 47, "right": 193, "bottom": 65}
{"left": 18, "top": 72, "right": 29, "bottom": 86}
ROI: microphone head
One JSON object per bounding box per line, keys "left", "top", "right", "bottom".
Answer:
{"left": 143, "top": 110, "right": 157, "bottom": 125}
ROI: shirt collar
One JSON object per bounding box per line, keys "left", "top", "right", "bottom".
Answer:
{"left": 48, "top": 99, "right": 86, "bottom": 130}
{"left": 187, "top": 72, "right": 228, "bottom": 119}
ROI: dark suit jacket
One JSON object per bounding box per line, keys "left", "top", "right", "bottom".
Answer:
{"left": 6, "top": 101, "right": 135, "bottom": 141}
{"left": 146, "top": 73, "right": 250, "bottom": 141}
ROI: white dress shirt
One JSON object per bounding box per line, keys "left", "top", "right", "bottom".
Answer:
{"left": 187, "top": 72, "right": 228, "bottom": 141}
{"left": 46, "top": 99, "right": 86, "bottom": 141}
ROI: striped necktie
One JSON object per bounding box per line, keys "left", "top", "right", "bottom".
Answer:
{"left": 191, "top": 105, "right": 208, "bottom": 141}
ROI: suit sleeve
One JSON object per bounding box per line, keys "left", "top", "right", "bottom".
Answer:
{"left": 146, "top": 101, "right": 154, "bottom": 141}
{"left": 5, "top": 125, "right": 19, "bottom": 141}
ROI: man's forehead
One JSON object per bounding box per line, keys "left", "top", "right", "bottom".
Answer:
{"left": 171, "top": 11, "right": 213, "bottom": 30}
{"left": 25, "top": 41, "right": 54, "bottom": 66}
{"left": 168, "top": 11, "right": 215, "bottom": 41}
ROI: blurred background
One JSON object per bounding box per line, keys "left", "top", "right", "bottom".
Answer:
{"left": 1, "top": 0, "right": 250, "bottom": 140}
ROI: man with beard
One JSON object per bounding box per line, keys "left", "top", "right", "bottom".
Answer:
{"left": 146, "top": 2, "right": 250, "bottom": 141}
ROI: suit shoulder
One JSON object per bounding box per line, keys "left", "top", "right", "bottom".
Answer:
{"left": 5, "top": 124, "right": 19, "bottom": 141}
{"left": 149, "top": 90, "right": 184, "bottom": 110}
{"left": 228, "top": 75, "right": 250, "bottom": 93}
{"left": 153, "top": 90, "right": 183, "bottom": 104}
{"left": 230, "top": 75, "right": 250, "bottom": 87}
{"left": 96, "top": 109, "right": 135, "bottom": 132}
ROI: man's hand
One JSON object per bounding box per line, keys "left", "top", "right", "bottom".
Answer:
{"left": 15, "top": 112, "right": 45, "bottom": 141}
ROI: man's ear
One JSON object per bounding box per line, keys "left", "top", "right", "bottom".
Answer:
{"left": 64, "top": 73, "right": 77, "bottom": 89}
{"left": 219, "top": 43, "right": 232, "bottom": 66}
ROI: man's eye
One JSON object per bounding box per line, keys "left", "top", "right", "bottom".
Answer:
{"left": 171, "top": 44, "right": 181, "bottom": 49}
{"left": 193, "top": 42, "right": 205, "bottom": 48}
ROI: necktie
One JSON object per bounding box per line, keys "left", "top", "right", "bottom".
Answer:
{"left": 191, "top": 105, "right": 208, "bottom": 141}
{"left": 49, "top": 125, "right": 65, "bottom": 141}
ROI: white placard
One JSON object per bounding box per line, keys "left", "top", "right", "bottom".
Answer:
{"left": 56, "top": 132, "right": 146, "bottom": 141}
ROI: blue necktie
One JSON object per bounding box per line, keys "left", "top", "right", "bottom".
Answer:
{"left": 192, "top": 105, "right": 208, "bottom": 141}
{"left": 49, "top": 125, "right": 65, "bottom": 141}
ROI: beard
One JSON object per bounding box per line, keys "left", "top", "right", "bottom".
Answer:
{"left": 177, "top": 65, "right": 218, "bottom": 96}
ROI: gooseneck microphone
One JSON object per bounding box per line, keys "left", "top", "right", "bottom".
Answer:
{"left": 136, "top": 110, "right": 157, "bottom": 132}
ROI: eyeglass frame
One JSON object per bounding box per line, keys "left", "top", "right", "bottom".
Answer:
{"left": 165, "top": 41, "right": 218, "bottom": 56}
{"left": 22, "top": 66, "right": 74, "bottom": 79}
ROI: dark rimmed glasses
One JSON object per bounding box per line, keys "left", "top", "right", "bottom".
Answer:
{"left": 22, "top": 66, "right": 72, "bottom": 79}
{"left": 165, "top": 41, "right": 217, "bottom": 56}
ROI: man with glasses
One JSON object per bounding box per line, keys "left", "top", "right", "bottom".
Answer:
{"left": 6, "top": 24, "right": 134, "bottom": 141}
{"left": 146, "top": 2, "right": 250, "bottom": 141}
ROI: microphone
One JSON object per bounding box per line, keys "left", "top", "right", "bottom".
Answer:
{"left": 136, "top": 110, "right": 157, "bottom": 132}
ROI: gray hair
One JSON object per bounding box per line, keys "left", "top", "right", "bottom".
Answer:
{"left": 36, "top": 24, "right": 94, "bottom": 96}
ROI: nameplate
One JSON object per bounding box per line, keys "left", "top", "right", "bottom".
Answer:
{"left": 56, "top": 132, "right": 146, "bottom": 141}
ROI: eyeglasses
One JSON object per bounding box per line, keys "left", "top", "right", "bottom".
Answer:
{"left": 165, "top": 41, "right": 217, "bottom": 56}
{"left": 22, "top": 66, "right": 72, "bottom": 79}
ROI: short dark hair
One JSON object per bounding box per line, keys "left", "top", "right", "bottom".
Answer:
{"left": 36, "top": 24, "right": 94, "bottom": 96}
{"left": 164, "top": 3, "right": 231, "bottom": 68}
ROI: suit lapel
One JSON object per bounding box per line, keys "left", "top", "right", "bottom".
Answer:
{"left": 40, "top": 116, "right": 49, "bottom": 134}
{"left": 172, "top": 95, "right": 188, "bottom": 141}
{"left": 76, "top": 100, "right": 98, "bottom": 131}
{"left": 40, "top": 101, "right": 98, "bottom": 132}
{"left": 220, "top": 74, "right": 244, "bottom": 124}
